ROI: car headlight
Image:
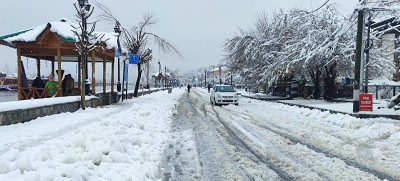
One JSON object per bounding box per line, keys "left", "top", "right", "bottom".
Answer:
{"left": 217, "top": 94, "right": 222, "bottom": 98}
{"left": 234, "top": 93, "right": 238, "bottom": 98}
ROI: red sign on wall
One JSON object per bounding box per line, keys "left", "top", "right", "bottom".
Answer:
{"left": 360, "top": 94, "right": 373, "bottom": 111}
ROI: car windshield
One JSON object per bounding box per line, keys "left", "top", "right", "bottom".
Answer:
{"left": 216, "top": 86, "right": 235, "bottom": 92}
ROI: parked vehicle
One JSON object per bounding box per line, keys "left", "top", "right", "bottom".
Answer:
{"left": 210, "top": 85, "right": 239, "bottom": 106}
{"left": 0, "top": 85, "right": 12, "bottom": 91}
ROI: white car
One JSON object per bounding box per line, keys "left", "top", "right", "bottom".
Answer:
{"left": 210, "top": 85, "right": 239, "bottom": 106}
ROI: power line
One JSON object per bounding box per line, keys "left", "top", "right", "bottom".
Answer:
{"left": 307, "top": 0, "right": 330, "bottom": 14}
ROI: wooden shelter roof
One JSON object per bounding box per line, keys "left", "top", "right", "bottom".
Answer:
{"left": 0, "top": 18, "right": 118, "bottom": 62}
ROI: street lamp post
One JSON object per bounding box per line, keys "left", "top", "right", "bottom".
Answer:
{"left": 158, "top": 60, "right": 161, "bottom": 88}
{"left": 77, "top": 0, "right": 91, "bottom": 96}
{"left": 114, "top": 21, "right": 122, "bottom": 92}
{"left": 164, "top": 65, "right": 167, "bottom": 90}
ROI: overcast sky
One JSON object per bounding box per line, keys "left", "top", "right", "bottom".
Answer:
{"left": 0, "top": 0, "right": 358, "bottom": 76}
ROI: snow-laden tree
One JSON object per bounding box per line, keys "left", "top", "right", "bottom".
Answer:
{"left": 224, "top": 5, "right": 356, "bottom": 100}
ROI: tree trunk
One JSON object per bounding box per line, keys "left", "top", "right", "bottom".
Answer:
{"left": 81, "top": 56, "right": 86, "bottom": 110}
{"left": 323, "top": 63, "right": 337, "bottom": 102}
{"left": 133, "top": 63, "right": 142, "bottom": 97}
{"left": 308, "top": 67, "right": 321, "bottom": 100}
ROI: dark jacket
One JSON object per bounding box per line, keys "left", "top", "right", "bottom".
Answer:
{"left": 32, "top": 77, "right": 44, "bottom": 88}
{"left": 66, "top": 76, "right": 75, "bottom": 95}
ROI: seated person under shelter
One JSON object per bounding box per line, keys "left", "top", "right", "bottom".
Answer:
{"left": 45, "top": 73, "right": 57, "bottom": 97}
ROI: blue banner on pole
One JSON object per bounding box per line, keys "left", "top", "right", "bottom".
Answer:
{"left": 115, "top": 48, "right": 120, "bottom": 58}
{"left": 129, "top": 54, "right": 139, "bottom": 64}
{"left": 124, "top": 63, "right": 129, "bottom": 81}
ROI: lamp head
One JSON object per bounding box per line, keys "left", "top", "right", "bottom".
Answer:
{"left": 85, "top": 3, "right": 91, "bottom": 11}
{"left": 77, "top": 0, "right": 85, "bottom": 8}
{"left": 114, "top": 21, "right": 121, "bottom": 34}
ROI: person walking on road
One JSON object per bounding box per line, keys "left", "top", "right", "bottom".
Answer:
{"left": 207, "top": 83, "right": 212, "bottom": 93}
{"left": 187, "top": 84, "right": 192, "bottom": 93}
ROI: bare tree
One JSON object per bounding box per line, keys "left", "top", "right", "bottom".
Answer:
{"left": 94, "top": 2, "right": 183, "bottom": 97}
{"left": 72, "top": 1, "right": 103, "bottom": 110}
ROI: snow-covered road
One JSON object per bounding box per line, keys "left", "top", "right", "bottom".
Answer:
{"left": 0, "top": 88, "right": 399, "bottom": 180}
{"left": 163, "top": 88, "right": 400, "bottom": 180}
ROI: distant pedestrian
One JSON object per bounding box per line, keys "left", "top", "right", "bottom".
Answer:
{"left": 187, "top": 84, "right": 192, "bottom": 93}
{"left": 207, "top": 83, "right": 211, "bottom": 93}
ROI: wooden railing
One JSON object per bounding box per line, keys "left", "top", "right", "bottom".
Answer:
{"left": 21, "top": 88, "right": 62, "bottom": 100}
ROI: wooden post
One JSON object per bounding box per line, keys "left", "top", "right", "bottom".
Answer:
{"left": 57, "top": 49, "right": 62, "bottom": 94}
{"left": 51, "top": 59, "right": 55, "bottom": 76}
{"left": 36, "top": 58, "right": 41, "bottom": 77}
{"left": 91, "top": 50, "right": 96, "bottom": 95}
{"left": 17, "top": 48, "right": 22, "bottom": 100}
{"left": 78, "top": 57, "right": 81, "bottom": 95}
{"left": 111, "top": 58, "right": 115, "bottom": 93}
{"left": 103, "top": 54, "right": 106, "bottom": 94}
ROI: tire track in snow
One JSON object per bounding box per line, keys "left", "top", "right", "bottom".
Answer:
{"left": 191, "top": 90, "right": 285, "bottom": 181}
{"left": 222, "top": 102, "right": 396, "bottom": 181}
{"left": 208, "top": 104, "right": 293, "bottom": 181}
{"left": 185, "top": 92, "right": 252, "bottom": 181}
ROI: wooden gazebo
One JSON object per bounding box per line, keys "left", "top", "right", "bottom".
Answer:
{"left": 0, "top": 19, "right": 118, "bottom": 100}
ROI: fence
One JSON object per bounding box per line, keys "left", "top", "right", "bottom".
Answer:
{"left": 270, "top": 82, "right": 400, "bottom": 100}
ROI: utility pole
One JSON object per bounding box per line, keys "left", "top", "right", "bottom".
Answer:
{"left": 146, "top": 61, "right": 150, "bottom": 89}
{"left": 213, "top": 68, "right": 215, "bottom": 85}
{"left": 219, "top": 66, "right": 222, "bottom": 84}
{"left": 353, "top": 7, "right": 365, "bottom": 113}
{"left": 364, "top": 13, "right": 372, "bottom": 93}
{"left": 231, "top": 73, "right": 233, "bottom": 86}
{"left": 158, "top": 60, "right": 161, "bottom": 88}
{"left": 204, "top": 69, "right": 207, "bottom": 87}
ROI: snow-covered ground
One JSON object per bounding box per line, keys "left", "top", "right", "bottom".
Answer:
{"left": 0, "top": 87, "right": 400, "bottom": 180}
{"left": 0, "top": 89, "right": 184, "bottom": 180}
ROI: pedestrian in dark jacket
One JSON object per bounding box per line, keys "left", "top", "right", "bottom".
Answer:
{"left": 187, "top": 84, "right": 192, "bottom": 93}
{"left": 207, "top": 83, "right": 212, "bottom": 93}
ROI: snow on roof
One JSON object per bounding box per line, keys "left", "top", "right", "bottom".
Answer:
{"left": 93, "top": 31, "right": 119, "bottom": 50}
{"left": 1, "top": 18, "right": 119, "bottom": 50}
{"left": 4, "top": 24, "right": 47, "bottom": 43}
{"left": 369, "top": 78, "right": 400, "bottom": 86}
{"left": 152, "top": 71, "right": 171, "bottom": 77}
{"left": 49, "top": 18, "right": 78, "bottom": 42}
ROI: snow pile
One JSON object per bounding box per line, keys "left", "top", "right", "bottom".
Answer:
{"left": 0, "top": 89, "right": 185, "bottom": 180}
{"left": 0, "top": 96, "right": 97, "bottom": 112}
